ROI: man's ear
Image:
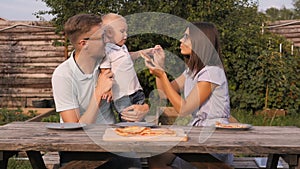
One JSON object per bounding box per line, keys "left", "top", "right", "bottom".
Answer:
{"left": 78, "top": 39, "right": 87, "bottom": 47}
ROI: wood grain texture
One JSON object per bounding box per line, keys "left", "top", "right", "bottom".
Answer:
{"left": 0, "top": 122, "right": 299, "bottom": 155}
{"left": 267, "top": 20, "right": 300, "bottom": 47}
{"left": 0, "top": 20, "right": 70, "bottom": 107}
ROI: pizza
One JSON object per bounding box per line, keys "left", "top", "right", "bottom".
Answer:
{"left": 114, "top": 126, "right": 176, "bottom": 137}
{"left": 139, "top": 52, "right": 152, "bottom": 62}
{"left": 115, "top": 126, "right": 148, "bottom": 136}
{"left": 215, "top": 121, "right": 250, "bottom": 129}
{"left": 140, "top": 52, "right": 156, "bottom": 67}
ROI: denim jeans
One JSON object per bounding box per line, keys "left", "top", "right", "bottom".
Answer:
{"left": 113, "top": 90, "right": 145, "bottom": 122}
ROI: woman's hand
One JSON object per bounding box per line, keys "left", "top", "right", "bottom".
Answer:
{"left": 144, "top": 45, "right": 167, "bottom": 78}
{"left": 146, "top": 62, "right": 166, "bottom": 78}
{"left": 152, "top": 45, "right": 165, "bottom": 69}
{"left": 121, "top": 104, "right": 149, "bottom": 122}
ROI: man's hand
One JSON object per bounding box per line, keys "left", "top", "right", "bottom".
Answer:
{"left": 95, "top": 69, "right": 113, "bottom": 103}
{"left": 101, "top": 90, "right": 113, "bottom": 102}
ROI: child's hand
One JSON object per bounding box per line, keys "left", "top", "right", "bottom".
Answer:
{"left": 143, "top": 48, "right": 154, "bottom": 55}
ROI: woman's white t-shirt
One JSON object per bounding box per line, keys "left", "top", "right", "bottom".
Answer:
{"left": 183, "top": 66, "right": 230, "bottom": 126}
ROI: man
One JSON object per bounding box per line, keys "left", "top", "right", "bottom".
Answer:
{"left": 52, "top": 13, "right": 144, "bottom": 168}
{"left": 52, "top": 14, "right": 115, "bottom": 125}
{"left": 52, "top": 13, "right": 117, "bottom": 167}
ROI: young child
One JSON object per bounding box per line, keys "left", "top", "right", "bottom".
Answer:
{"left": 100, "top": 13, "right": 151, "bottom": 122}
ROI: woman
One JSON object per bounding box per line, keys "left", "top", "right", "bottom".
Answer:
{"left": 146, "top": 22, "right": 233, "bottom": 169}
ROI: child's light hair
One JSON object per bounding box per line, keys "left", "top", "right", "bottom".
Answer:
{"left": 102, "top": 13, "right": 126, "bottom": 26}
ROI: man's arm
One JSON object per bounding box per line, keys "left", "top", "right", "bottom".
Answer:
{"left": 56, "top": 70, "right": 113, "bottom": 124}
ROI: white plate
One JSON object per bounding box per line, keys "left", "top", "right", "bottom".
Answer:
{"left": 115, "top": 122, "right": 156, "bottom": 128}
{"left": 215, "top": 123, "right": 252, "bottom": 130}
{"left": 45, "top": 123, "right": 86, "bottom": 130}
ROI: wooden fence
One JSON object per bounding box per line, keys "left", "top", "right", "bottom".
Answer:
{"left": 266, "top": 19, "right": 300, "bottom": 47}
{"left": 0, "top": 21, "right": 67, "bottom": 108}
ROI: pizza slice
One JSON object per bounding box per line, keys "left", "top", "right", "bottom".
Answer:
{"left": 114, "top": 126, "right": 177, "bottom": 137}
{"left": 140, "top": 52, "right": 155, "bottom": 67}
{"left": 140, "top": 128, "right": 176, "bottom": 136}
{"left": 115, "top": 126, "right": 149, "bottom": 136}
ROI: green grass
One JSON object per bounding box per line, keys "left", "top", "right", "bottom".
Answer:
{"left": 8, "top": 157, "right": 32, "bottom": 169}
{"left": 231, "top": 109, "right": 300, "bottom": 127}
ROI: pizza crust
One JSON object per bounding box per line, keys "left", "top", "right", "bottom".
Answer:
{"left": 114, "top": 126, "right": 176, "bottom": 137}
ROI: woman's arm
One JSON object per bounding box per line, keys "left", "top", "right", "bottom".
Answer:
{"left": 154, "top": 71, "right": 216, "bottom": 116}
{"left": 156, "top": 73, "right": 185, "bottom": 99}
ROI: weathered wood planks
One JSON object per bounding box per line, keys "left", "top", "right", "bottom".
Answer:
{"left": 0, "top": 20, "right": 70, "bottom": 107}
{"left": 267, "top": 19, "right": 300, "bottom": 47}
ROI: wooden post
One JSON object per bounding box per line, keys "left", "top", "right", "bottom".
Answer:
{"left": 279, "top": 43, "right": 282, "bottom": 53}
{"left": 265, "top": 83, "right": 269, "bottom": 109}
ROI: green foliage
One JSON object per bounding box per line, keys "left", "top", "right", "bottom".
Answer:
{"left": 36, "top": 0, "right": 300, "bottom": 115}
{"left": 293, "top": 0, "right": 300, "bottom": 18}
{"left": 265, "top": 7, "right": 297, "bottom": 21}
{"left": 41, "top": 113, "right": 60, "bottom": 122}
{"left": 262, "top": 0, "right": 300, "bottom": 21}
{"left": 231, "top": 109, "right": 300, "bottom": 127}
{"left": 0, "top": 108, "right": 37, "bottom": 125}
{"left": 7, "top": 158, "right": 31, "bottom": 169}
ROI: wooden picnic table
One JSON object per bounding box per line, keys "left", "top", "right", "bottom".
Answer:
{"left": 0, "top": 122, "right": 299, "bottom": 169}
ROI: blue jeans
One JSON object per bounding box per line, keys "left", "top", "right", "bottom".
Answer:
{"left": 113, "top": 90, "right": 145, "bottom": 122}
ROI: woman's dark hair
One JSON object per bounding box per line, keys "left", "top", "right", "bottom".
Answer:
{"left": 186, "top": 22, "right": 223, "bottom": 77}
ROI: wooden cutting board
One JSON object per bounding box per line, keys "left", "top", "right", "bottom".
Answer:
{"left": 102, "top": 128, "right": 188, "bottom": 142}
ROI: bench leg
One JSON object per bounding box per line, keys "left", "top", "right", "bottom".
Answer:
{"left": 281, "top": 154, "right": 300, "bottom": 169}
{"left": 26, "top": 151, "right": 47, "bottom": 169}
{"left": 267, "top": 154, "right": 280, "bottom": 169}
{"left": 176, "top": 153, "right": 233, "bottom": 169}
{"left": 0, "top": 151, "right": 18, "bottom": 169}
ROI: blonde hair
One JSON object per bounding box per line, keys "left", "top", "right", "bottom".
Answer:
{"left": 101, "top": 13, "right": 126, "bottom": 26}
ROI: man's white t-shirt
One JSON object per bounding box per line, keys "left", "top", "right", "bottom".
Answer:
{"left": 52, "top": 51, "right": 116, "bottom": 124}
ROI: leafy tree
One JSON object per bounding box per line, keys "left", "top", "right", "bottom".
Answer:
{"left": 265, "top": 7, "right": 296, "bottom": 21}
{"left": 36, "top": 0, "right": 300, "bottom": 114}
{"left": 293, "top": 0, "right": 300, "bottom": 18}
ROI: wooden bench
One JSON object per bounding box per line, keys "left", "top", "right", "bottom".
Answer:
{"left": 42, "top": 153, "right": 290, "bottom": 169}
{"left": 232, "top": 157, "right": 289, "bottom": 169}
{"left": 42, "top": 152, "right": 59, "bottom": 169}
{"left": 232, "top": 157, "right": 261, "bottom": 169}
{"left": 43, "top": 152, "right": 109, "bottom": 169}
